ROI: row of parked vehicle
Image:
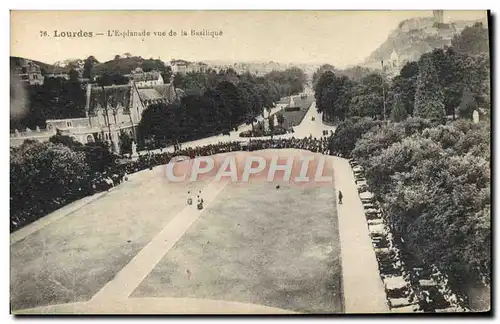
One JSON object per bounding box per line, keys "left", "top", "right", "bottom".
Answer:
{"left": 348, "top": 158, "right": 469, "bottom": 313}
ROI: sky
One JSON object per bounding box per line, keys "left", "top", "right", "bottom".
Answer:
{"left": 10, "top": 10, "right": 488, "bottom": 68}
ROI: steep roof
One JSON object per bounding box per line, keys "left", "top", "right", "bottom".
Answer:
{"left": 88, "top": 85, "right": 132, "bottom": 115}
{"left": 137, "top": 84, "right": 183, "bottom": 103}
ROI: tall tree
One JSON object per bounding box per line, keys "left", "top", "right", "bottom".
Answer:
{"left": 314, "top": 70, "right": 337, "bottom": 121}
{"left": 458, "top": 89, "right": 478, "bottom": 120}
{"left": 390, "top": 61, "right": 418, "bottom": 116}
{"left": 276, "top": 112, "right": 285, "bottom": 128}
{"left": 414, "top": 54, "right": 446, "bottom": 120}
{"left": 390, "top": 94, "right": 408, "bottom": 122}
{"left": 312, "top": 64, "right": 336, "bottom": 86}
{"left": 83, "top": 55, "right": 99, "bottom": 80}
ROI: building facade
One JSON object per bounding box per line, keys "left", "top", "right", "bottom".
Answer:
{"left": 170, "top": 60, "right": 209, "bottom": 74}
{"left": 170, "top": 59, "right": 189, "bottom": 74}
{"left": 131, "top": 67, "right": 164, "bottom": 87}
{"left": 13, "top": 59, "right": 44, "bottom": 86}
{"left": 10, "top": 79, "right": 183, "bottom": 153}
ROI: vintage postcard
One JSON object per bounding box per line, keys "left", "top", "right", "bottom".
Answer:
{"left": 10, "top": 10, "right": 491, "bottom": 315}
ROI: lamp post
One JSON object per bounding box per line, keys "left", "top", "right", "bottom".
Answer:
{"left": 101, "top": 85, "right": 116, "bottom": 152}
{"left": 381, "top": 60, "right": 387, "bottom": 121}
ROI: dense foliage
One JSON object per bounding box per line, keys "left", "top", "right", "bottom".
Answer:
{"left": 313, "top": 23, "right": 490, "bottom": 124}
{"left": 331, "top": 116, "right": 491, "bottom": 296}
{"left": 10, "top": 136, "right": 121, "bottom": 231}
{"left": 10, "top": 75, "right": 86, "bottom": 131}
{"left": 137, "top": 67, "right": 306, "bottom": 147}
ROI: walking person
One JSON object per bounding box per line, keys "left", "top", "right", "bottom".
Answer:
{"left": 338, "top": 190, "right": 343, "bottom": 205}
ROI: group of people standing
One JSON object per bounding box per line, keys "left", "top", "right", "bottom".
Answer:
{"left": 186, "top": 190, "right": 204, "bottom": 210}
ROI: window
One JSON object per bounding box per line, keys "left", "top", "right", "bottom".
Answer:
{"left": 66, "top": 121, "right": 73, "bottom": 127}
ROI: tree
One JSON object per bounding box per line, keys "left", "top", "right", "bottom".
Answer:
{"left": 312, "top": 64, "right": 336, "bottom": 86}
{"left": 10, "top": 141, "right": 89, "bottom": 231}
{"left": 329, "top": 118, "right": 383, "bottom": 157}
{"left": 83, "top": 55, "right": 99, "bottom": 80}
{"left": 458, "top": 88, "right": 478, "bottom": 120}
{"left": 348, "top": 73, "right": 386, "bottom": 119}
{"left": 414, "top": 54, "right": 446, "bottom": 120}
{"left": 268, "top": 115, "right": 275, "bottom": 133}
{"left": 96, "top": 73, "right": 129, "bottom": 86}
{"left": 348, "top": 119, "right": 491, "bottom": 291}
{"left": 390, "top": 61, "right": 418, "bottom": 116}
{"left": 69, "top": 69, "right": 80, "bottom": 82}
{"left": 123, "top": 52, "right": 132, "bottom": 58}
{"left": 119, "top": 131, "right": 133, "bottom": 155}
{"left": 451, "top": 22, "right": 489, "bottom": 55}
{"left": 114, "top": 55, "right": 121, "bottom": 60}
{"left": 49, "top": 132, "right": 82, "bottom": 148}
{"left": 276, "top": 112, "right": 285, "bottom": 128}
{"left": 390, "top": 94, "right": 408, "bottom": 122}
{"left": 353, "top": 122, "right": 405, "bottom": 162}
{"left": 314, "top": 71, "right": 337, "bottom": 121}
{"left": 137, "top": 102, "right": 180, "bottom": 144}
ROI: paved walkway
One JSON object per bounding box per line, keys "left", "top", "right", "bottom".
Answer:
{"left": 331, "top": 157, "right": 389, "bottom": 313}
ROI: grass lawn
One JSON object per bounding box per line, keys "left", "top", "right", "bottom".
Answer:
{"left": 131, "top": 179, "right": 342, "bottom": 313}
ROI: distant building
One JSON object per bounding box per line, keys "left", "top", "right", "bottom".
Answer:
{"left": 190, "top": 62, "right": 209, "bottom": 73}
{"left": 13, "top": 59, "right": 44, "bottom": 85}
{"left": 10, "top": 78, "right": 184, "bottom": 152}
{"left": 382, "top": 49, "right": 407, "bottom": 79}
{"left": 170, "top": 60, "right": 209, "bottom": 74}
{"left": 131, "top": 67, "right": 164, "bottom": 87}
{"left": 45, "top": 65, "right": 85, "bottom": 81}
{"left": 170, "top": 59, "right": 190, "bottom": 74}
{"left": 45, "top": 66, "right": 71, "bottom": 80}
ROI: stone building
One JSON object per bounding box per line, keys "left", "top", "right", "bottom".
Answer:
{"left": 170, "top": 59, "right": 190, "bottom": 74}
{"left": 13, "top": 59, "right": 44, "bottom": 86}
{"left": 383, "top": 49, "right": 403, "bottom": 79}
{"left": 170, "top": 60, "right": 208, "bottom": 74}
{"left": 131, "top": 67, "right": 164, "bottom": 87}
{"left": 10, "top": 78, "right": 184, "bottom": 153}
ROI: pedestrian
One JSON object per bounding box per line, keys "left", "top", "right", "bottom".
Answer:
{"left": 187, "top": 191, "right": 193, "bottom": 205}
{"left": 197, "top": 195, "right": 204, "bottom": 210}
{"left": 338, "top": 190, "right": 343, "bottom": 205}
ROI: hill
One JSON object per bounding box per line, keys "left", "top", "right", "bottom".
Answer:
{"left": 363, "top": 16, "right": 488, "bottom": 70}
{"left": 92, "top": 56, "right": 169, "bottom": 76}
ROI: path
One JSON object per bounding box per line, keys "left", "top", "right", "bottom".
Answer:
{"left": 331, "top": 156, "right": 389, "bottom": 313}
{"left": 292, "top": 100, "right": 336, "bottom": 138}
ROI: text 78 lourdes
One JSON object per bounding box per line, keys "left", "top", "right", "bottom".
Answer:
{"left": 50, "top": 29, "right": 223, "bottom": 38}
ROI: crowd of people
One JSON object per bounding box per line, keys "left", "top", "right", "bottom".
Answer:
{"left": 84, "top": 136, "right": 335, "bottom": 198}
{"left": 246, "top": 136, "right": 331, "bottom": 154}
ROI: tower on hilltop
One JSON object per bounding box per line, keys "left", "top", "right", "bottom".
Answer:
{"left": 433, "top": 10, "right": 444, "bottom": 24}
